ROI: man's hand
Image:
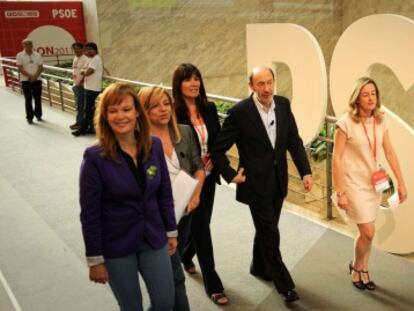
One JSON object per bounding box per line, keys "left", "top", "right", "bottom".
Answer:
{"left": 187, "top": 194, "right": 200, "bottom": 213}
{"left": 303, "top": 175, "right": 313, "bottom": 192}
{"left": 231, "top": 168, "right": 246, "bottom": 184}
{"left": 89, "top": 264, "right": 109, "bottom": 284}
{"left": 168, "top": 237, "right": 177, "bottom": 256}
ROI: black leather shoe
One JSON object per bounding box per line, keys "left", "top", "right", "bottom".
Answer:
{"left": 280, "top": 290, "right": 299, "bottom": 303}
{"left": 69, "top": 123, "right": 80, "bottom": 130}
{"left": 71, "top": 129, "right": 84, "bottom": 137}
{"left": 27, "top": 119, "right": 33, "bottom": 124}
{"left": 35, "top": 116, "right": 42, "bottom": 121}
{"left": 250, "top": 269, "right": 272, "bottom": 281}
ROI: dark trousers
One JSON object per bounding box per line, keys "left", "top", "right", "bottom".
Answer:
{"left": 177, "top": 215, "right": 193, "bottom": 257}
{"left": 81, "top": 89, "right": 100, "bottom": 133}
{"left": 22, "top": 80, "right": 42, "bottom": 120}
{"left": 248, "top": 178, "right": 294, "bottom": 293}
{"left": 170, "top": 215, "right": 192, "bottom": 311}
{"left": 72, "top": 85, "right": 85, "bottom": 125}
{"left": 181, "top": 174, "right": 224, "bottom": 295}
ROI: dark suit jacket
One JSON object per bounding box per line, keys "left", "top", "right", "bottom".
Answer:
{"left": 79, "top": 137, "right": 176, "bottom": 259}
{"left": 211, "top": 94, "right": 311, "bottom": 204}
{"left": 176, "top": 101, "right": 221, "bottom": 183}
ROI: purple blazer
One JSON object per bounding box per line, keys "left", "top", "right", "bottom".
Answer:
{"left": 79, "top": 137, "right": 176, "bottom": 259}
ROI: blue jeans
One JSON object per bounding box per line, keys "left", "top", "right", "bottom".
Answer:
{"left": 72, "top": 85, "right": 84, "bottom": 125}
{"left": 105, "top": 242, "right": 175, "bottom": 311}
{"left": 170, "top": 215, "right": 192, "bottom": 311}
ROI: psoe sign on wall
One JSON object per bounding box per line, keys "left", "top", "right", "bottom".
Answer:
{"left": 246, "top": 14, "right": 414, "bottom": 254}
{"left": 0, "top": 1, "right": 86, "bottom": 86}
{"left": 52, "top": 9, "right": 78, "bottom": 19}
{"left": 0, "top": 1, "right": 86, "bottom": 58}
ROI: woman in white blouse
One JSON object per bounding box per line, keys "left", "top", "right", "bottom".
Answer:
{"left": 138, "top": 86, "right": 205, "bottom": 311}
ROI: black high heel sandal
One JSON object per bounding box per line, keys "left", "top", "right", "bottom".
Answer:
{"left": 349, "top": 262, "right": 365, "bottom": 290}
{"left": 361, "top": 270, "right": 376, "bottom": 290}
{"left": 183, "top": 262, "right": 196, "bottom": 274}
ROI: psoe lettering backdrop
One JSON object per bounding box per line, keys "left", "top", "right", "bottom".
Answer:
{"left": 0, "top": 1, "right": 86, "bottom": 59}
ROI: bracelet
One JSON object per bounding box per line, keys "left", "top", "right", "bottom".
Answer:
{"left": 336, "top": 191, "right": 346, "bottom": 197}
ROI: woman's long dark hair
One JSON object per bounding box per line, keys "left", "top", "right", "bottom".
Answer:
{"left": 172, "top": 63, "right": 208, "bottom": 114}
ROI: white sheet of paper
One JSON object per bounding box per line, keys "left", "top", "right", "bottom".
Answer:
{"left": 387, "top": 192, "right": 400, "bottom": 210}
{"left": 379, "top": 192, "right": 399, "bottom": 211}
{"left": 172, "top": 170, "right": 198, "bottom": 222}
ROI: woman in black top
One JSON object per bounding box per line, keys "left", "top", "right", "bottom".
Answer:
{"left": 172, "top": 63, "right": 228, "bottom": 305}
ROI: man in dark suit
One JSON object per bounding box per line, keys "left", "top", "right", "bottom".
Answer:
{"left": 211, "top": 67, "right": 313, "bottom": 303}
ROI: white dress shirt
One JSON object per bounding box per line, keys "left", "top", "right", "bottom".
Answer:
{"left": 253, "top": 93, "right": 276, "bottom": 149}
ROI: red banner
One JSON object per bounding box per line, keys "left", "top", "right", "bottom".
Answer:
{"left": 0, "top": 1, "right": 86, "bottom": 58}
{"left": 0, "top": 1, "right": 86, "bottom": 86}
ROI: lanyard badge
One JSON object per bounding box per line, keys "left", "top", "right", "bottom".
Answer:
{"left": 371, "top": 168, "right": 390, "bottom": 193}
{"left": 362, "top": 119, "right": 391, "bottom": 193}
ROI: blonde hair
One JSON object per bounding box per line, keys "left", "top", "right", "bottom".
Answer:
{"left": 347, "top": 77, "right": 384, "bottom": 123}
{"left": 94, "top": 82, "right": 152, "bottom": 161}
{"left": 138, "top": 86, "right": 182, "bottom": 144}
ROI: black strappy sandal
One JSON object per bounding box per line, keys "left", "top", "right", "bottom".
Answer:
{"left": 361, "top": 270, "right": 376, "bottom": 290}
{"left": 210, "top": 292, "right": 229, "bottom": 305}
{"left": 349, "top": 261, "right": 365, "bottom": 290}
{"left": 183, "top": 262, "right": 196, "bottom": 274}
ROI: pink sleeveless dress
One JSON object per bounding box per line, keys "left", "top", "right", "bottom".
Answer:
{"left": 335, "top": 113, "right": 388, "bottom": 224}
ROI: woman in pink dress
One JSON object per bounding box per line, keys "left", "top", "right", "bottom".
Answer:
{"left": 333, "top": 77, "right": 407, "bottom": 290}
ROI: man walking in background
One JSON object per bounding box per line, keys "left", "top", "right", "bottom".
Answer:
{"left": 16, "top": 38, "right": 44, "bottom": 124}
{"left": 212, "top": 67, "right": 313, "bottom": 303}
{"left": 72, "top": 42, "right": 103, "bottom": 136}
{"left": 69, "top": 42, "right": 88, "bottom": 131}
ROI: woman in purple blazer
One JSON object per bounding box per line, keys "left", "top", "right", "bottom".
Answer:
{"left": 79, "top": 82, "right": 177, "bottom": 311}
